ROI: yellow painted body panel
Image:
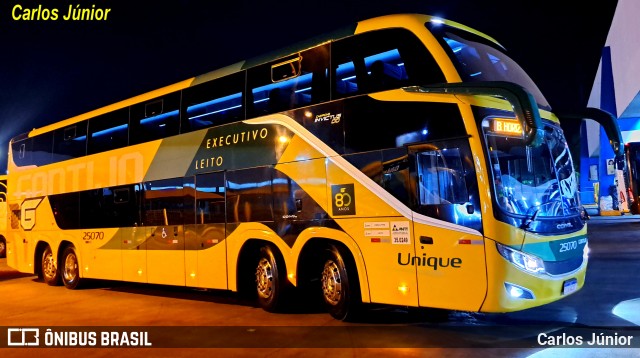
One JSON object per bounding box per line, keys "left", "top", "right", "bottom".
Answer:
{"left": 8, "top": 140, "right": 162, "bottom": 199}
{"left": 184, "top": 224, "right": 228, "bottom": 289}
{"left": 335, "top": 217, "right": 418, "bottom": 306}
{"left": 80, "top": 229, "right": 122, "bottom": 281}
{"left": 146, "top": 225, "right": 186, "bottom": 286}
{"left": 120, "top": 227, "right": 148, "bottom": 283}
{"left": 412, "top": 223, "right": 486, "bottom": 311}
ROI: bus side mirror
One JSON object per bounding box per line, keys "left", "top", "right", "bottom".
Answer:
{"left": 406, "top": 81, "right": 544, "bottom": 146}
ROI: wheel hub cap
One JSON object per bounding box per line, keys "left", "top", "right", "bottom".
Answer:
{"left": 64, "top": 254, "right": 78, "bottom": 283}
{"left": 321, "top": 260, "right": 342, "bottom": 305}
{"left": 255, "top": 257, "right": 273, "bottom": 299}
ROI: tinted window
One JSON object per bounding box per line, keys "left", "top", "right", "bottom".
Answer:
{"left": 31, "top": 133, "right": 53, "bottom": 167}
{"left": 87, "top": 108, "right": 130, "bottom": 155}
{"left": 182, "top": 72, "right": 245, "bottom": 133}
{"left": 50, "top": 192, "right": 80, "bottom": 229}
{"left": 332, "top": 28, "right": 445, "bottom": 98}
{"left": 248, "top": 44, "right": 330, "bottom": 116}
{"left": 195, "top": 172, "right": 226, "bottom": 224}
{"left": 410, "top": 139, "right": 481, "bottom": 231}
{"left": 53, "top": 123, "right": 87, "bottom": 161}
{"left": 343, "top": 148, "right": 412, "bottom": 207}
{"left": 430, "top": 23, "right": 551, "bottom": 111}
{"left": 130, "top": 92, "right": 181, "bottom": 144}
{"left": 226, "top": 167, "right": 273, "bottom": 222}
{"left": 11, "top": 138, "right": 31, "bottom": 167}
{"left": 343, "top": 97, "right": 465, "bottom": 153}
{"left": 416, "top": 148, "right": 468, "bottom": 205}
{"left": 143, "top": 177, "right": 184, "bottom": 226}
{"left": 79, "top": 185, "right": 140, "bottom": 228}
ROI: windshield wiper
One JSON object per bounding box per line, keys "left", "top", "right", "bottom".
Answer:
{"left": 521, "top": 208, "right": 540, "bottom": 230}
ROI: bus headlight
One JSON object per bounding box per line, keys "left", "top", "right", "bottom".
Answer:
{"left": 496, "top": 242, "right": 546, "bottom": 275}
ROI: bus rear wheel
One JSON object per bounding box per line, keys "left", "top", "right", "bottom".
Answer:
{"left": 0, "top": 237, "right": 6, "bottom": 258}
{"left": 321, "top": 245, "right": 360, "bottom": 321}
{"left": 255, "top": 245, "right": 287, "bottom": 312}
{"left": 42, "top": 246, "right": 61, "bottom": 286}
{"left": 61, "top": 246, "right": 82, "bottom": 289}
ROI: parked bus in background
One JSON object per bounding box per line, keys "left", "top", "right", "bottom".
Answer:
{"left": 625, "top": 142, "right": 640, "bottom": 214}
{"left": 0, "top": 175, "right": 6, "bottom": 258}
{"left": 5, "top": 13, "right": 588, "bottom": 321}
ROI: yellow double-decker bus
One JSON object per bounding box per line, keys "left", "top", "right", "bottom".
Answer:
{"left": 5, "top": 13, "right": 588, "bottom": 320}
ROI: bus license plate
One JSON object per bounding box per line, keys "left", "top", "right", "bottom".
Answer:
{"left": 562, "top": 278, "right": 578, "bottom": 295}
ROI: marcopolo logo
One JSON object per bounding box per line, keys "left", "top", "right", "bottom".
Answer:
{"left": 331, "top": 184, "right": 356, "bottom": 216}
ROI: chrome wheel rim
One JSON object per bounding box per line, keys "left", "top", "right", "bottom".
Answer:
{"left": 255, "top": 257, "right": 273, "bottom": 299}
{"left": 43, "top": 250, "right": 56, "bottom": 280}
{"left": 63, "top": 253, "right": 78, "bottom": 283}
{"left": 321, "top": 260, "right": 342, "bottom": 306}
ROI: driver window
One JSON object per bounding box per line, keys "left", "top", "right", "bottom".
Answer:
{"left": 411, "top": 140, "right": 481, "bottom": 231}
{"left": 416, "top": 149, "right": 468, "bottom": 205}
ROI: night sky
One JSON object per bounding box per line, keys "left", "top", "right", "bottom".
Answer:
{"left": 0, "top": 0, "right": 619, "bottom": 173}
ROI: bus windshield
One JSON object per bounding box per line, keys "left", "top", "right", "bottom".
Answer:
{"left": 483, "top": 119, "right": 581, "bottom": 218}
{"left": 429, "top": 23, "right": 552, "bottom": 111}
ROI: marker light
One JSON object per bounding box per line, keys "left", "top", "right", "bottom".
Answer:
{"left": 496, "top": 242, "right": 546, "bottom": 275}
{"left": 583, "top": 243, "right": 590, "bottom": 260}
{"left": 398, "top": 284, "right": 410, "bottom": 295}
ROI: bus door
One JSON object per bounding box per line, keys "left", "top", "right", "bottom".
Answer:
{"left": 143, "top": 178, "right": 186, "bottom": 286}
{"left": 184, "top": 172, "right": 228, "bottom": 289}
{"left": 409, "top": 143, "right": 487, "bottom": 311}
{"left": 120, "top": 185, "right": 147, "bottom": 283}
{"left": 7, "top": 202, "right": 31, "bottom": 272}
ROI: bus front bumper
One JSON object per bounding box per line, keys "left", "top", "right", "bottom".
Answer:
{"left": 480, "top": 242, "right": 588, "bottom": 313}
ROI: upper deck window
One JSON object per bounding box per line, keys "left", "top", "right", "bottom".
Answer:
{"left": 248, "top": 44, "right": 330, "bottom": 116}
{"left": 130, "top": 92, "right": 181, "bottom": 144}
{"left": 332, "top": 28, "right": 445, "bottom": 99}
{"left": 182, "top": 72, "right": 245, "bottom": 133}
{"left": 428, "top": 22, "right": 551, "bottom": 111}
{"left": 87, "top": 108, "right": 130, "bottom": 155}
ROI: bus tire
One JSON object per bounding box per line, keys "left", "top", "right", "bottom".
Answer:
{"left": 255, "top": 245, "right": 287, "bottom": 312}
{"left": 321, "top": 244, "right": 360, "bottom": 321}
{"left": 0, "top": 237, "right": 6, "bottom": 258}
{"left": 42, "top": 246, "right": 61, "bottom": 286}
{"left": 61, "top": 246, "right": 82, "bottom": 290}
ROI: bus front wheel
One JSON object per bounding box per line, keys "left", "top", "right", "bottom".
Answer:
{"left": 61, "top": 246, "right": 82, "bottom": 290}
{"left": 255, "top": 245, "right": 287, "bottom": 312}
{"left": 321, "top": 245, "right": 360, "bottom": 321}
{"left": 42, "top": 246, "right": 61, "bottom": 286}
